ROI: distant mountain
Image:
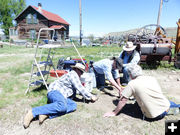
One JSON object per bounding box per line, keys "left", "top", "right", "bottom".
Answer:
{"left": 105, "top": 27, "right": 177, "bottom": 38}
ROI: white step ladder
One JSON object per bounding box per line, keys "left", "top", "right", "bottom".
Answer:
{"left": 25, "top": 28, "right": 61, "bottom": 94}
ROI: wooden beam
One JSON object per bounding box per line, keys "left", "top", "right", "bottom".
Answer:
{"left": 175, "top": 19, "right": 180, "bottom": 54}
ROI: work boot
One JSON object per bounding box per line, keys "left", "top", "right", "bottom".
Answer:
{"left": 23, "top": 109, "right": 34, "bottom": 129}
{"left": 39, "top": 114, "right": 48, "bottom": 125}
{"left": 167, "top": 108, "right": 180, "bottom": 115}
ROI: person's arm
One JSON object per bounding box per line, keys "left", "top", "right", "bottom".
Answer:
{"left": 103, "top": 96, "right": 128, "bottom": 117}
{"left": 105, "top": 67, "right": 122, "bottom": 92}
{"left": 71, "top": 72, "right": 92, "bottom": 100}
{"left": 109, "top": 78, "right": 122, "bottom": 94}
{"left": 112, "top": 69, "right": 121, "bottom": 87}
{"left": 116, "top": 77, "right": 121, "bottom": 86}
{"left": 70, "top": 71, "right": 98, "bottom": 102}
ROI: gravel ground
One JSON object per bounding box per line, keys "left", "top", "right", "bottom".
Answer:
{"left": 0, "top": 69, "right": 180, "bottom": 135}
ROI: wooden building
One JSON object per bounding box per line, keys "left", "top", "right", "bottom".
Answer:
{"left": 10, "top": 3, "right": 69, "bottom": 40}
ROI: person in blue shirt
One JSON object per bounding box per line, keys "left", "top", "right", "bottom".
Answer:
{"left": 119, "top": 42, "right": 140, "bottom": 84}
{"left": 92, "top": 57, "right": 123, "bottom": 92}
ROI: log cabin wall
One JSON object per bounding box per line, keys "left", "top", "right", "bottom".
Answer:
{"left": 16, "top": 7, "right": 49, "bottom": 39}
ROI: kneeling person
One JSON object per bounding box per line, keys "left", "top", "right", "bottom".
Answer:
{"left": 104, "top": 64, "right": 180, "bottom": 120}
{"left": 93, "top": 57, "right": 123, "bottom": 92}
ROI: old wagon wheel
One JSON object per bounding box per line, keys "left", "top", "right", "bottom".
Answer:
{"left": 135, "top": 24, "right": 166, "bottom": 44}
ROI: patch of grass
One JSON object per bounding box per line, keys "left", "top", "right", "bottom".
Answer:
{"left": 0, "top": 45, "right": 34, "bottom": 54}
{"left": 2, "top": 77, "right": 19, "bottom": 93}
{"left": 141, "top": 61, "right": 176, "bottom": 70}
{"left": 31, "top": 95, "right": 47, "bottom": 108}
{"left": 0, "top": 60, "right": 32, "bottom": 75}
{"left": 91, "top": 88, "right": 99, "bottom": 95}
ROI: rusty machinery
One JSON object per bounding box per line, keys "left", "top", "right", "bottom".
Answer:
{"left": 174, "top": 19, "right": 180, "bottom": 68}
{"left": 128, "top": 24, "right": 174, "bottom": 65}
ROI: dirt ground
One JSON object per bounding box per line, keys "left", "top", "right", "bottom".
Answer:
{"left": 0, "top": 69, "right": 180, "bottom": 135}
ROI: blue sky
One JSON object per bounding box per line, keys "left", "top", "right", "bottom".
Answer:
{"left": 26, "top": 0, "right": 180, "bottom": 37}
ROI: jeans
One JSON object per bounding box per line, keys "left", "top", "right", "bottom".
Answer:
{"left": 122, "top": 67, "right": 130, "bottom": 83}
{"left": 32, "top": 90, "right": 77, "bottom": 119}
{"left": 146, "top": 101, "right": 180, "bottom": 121}
{"left": 94, "top": 71, "right": 105, "bottom": 88}
{"left": 94, "top": 69, "right": 119, "bottom": 88}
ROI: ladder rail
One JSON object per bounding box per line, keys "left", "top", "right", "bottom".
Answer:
{"left": 26, "top": 28, "right": 60, "bottom": 94}
{"left": 34, "top": 58, "right": 49, "bottom": 90}
{"left": 34, "top": 28, "right": 55, "bottom": 58}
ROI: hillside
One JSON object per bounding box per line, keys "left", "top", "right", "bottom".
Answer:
{"left": 105, "top": 27, "right": 177, "bottom": 38}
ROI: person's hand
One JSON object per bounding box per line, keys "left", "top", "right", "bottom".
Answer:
{"left": 91, "top": 95, "right": 98, "bottom": 102}
{"left": 103, "top": 111, "right": 116, "bottom": 117}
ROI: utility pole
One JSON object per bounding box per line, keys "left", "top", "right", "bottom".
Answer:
{"left": 79, "top": 0, "right": 82, "bottom": 46}
{"left": 157, "top": 0, "right": 163, "bottom": 26}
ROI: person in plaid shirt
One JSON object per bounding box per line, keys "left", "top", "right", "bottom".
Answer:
{"left": 23, "top": 63, "right": 98, "bottom": 129}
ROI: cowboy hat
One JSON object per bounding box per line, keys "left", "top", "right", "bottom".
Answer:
{"left": 71, "top": 63, "right": 85, "bottom": 72}
{"left": 123, "top": 42, "right": 136, "bottom": 51}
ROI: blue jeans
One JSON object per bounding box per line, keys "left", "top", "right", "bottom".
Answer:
{"left": 32, "top": 90, "right": 77, "bottom": 119}
{"left": 94, "top": 71, "right": 105, "bottom": 88}
{"left": 122, "top": 67, "right": 130, "bottom": 83}
{"left": 146, "top": 101, "right": 180, "bottom": 121}
{"left": 94, "top": 69, "right": 119, "bottom": 88}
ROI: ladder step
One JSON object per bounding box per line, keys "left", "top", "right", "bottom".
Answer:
{"left": 33, "top": 71, "right": 49, "bottom": 77}
{"left": 39, "top": 44, "right": 61, "bottom": 48}
{"left": 30, "top": 80, "right": 44, "bottom": 86}
{"left": 34, "top": 61, "right": 53, "bottom": 67}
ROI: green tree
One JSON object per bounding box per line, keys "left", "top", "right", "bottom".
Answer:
{"left": 0, "top": 0, "right": 26, "bottom": 36}
{"left": 88, "top": 34, "right": 94, "bottom": 43}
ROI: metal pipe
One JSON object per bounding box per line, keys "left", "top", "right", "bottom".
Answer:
{"left": 72, "top": 41, "right": 87, "bottom": 69}
{"left": 79, "top": 0, "right": 82, "bottom": 46}
{"left": 157, "top": 0, "right": 163, "bottom": 26}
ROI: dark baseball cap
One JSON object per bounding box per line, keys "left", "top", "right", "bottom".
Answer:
{"left": 115, "top": 58, "right": 123, "bottom": 71}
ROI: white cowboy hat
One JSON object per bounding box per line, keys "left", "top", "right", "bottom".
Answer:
{"left": 71, "top": 63, "right": 85, "bottom": 72}
{"left": 123, "top": 42, "right": 136, "bottom": 51}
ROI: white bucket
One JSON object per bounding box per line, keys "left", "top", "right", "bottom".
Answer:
{"left": 80, "top": 73, "right": 94, "bottom": 92}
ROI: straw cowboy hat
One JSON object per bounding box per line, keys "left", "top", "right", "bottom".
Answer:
{"left": 123, "top": 42, "right": 136, "bottom": 51}
{"left": 71, "top": 63, "right": 85, "bottom": 72}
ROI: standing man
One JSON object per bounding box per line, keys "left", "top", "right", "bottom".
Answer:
{"left": 119, "top": 42, "right": 140, "bottom": 84}
{"left": 23, "top": 63, "right": 98, "bottom": 129}
{"left": 93, "top": 57, "right": 123, "bottom": 92}
{"left": 104, "top": 64, "right": 180, "bottom": 120}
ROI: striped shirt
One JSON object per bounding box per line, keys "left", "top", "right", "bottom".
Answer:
{"left": 48, "top": 70, "right": 92, "bottom": 100}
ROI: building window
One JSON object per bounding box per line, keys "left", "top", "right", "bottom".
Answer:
{"left": 64, "top": 31, "right": 66, "bottom": 39}
{"left": 9, "top": 29, "right": 18, "bottom": 36}
{"left": 26, "top": 13, "right": 38, "bottom": 24}
{"left": 30, "top": 29, "right": 36, "bottom": 39}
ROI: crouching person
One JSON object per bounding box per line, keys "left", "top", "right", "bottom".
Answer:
{"left": 103, "top": 64, "right": 180, "bottom": 121}
{"left": 92, "top": 57, "right": 123, "bottom": 92}
{"left": 23, "top": 63, "right": 98, "bottom": 129}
